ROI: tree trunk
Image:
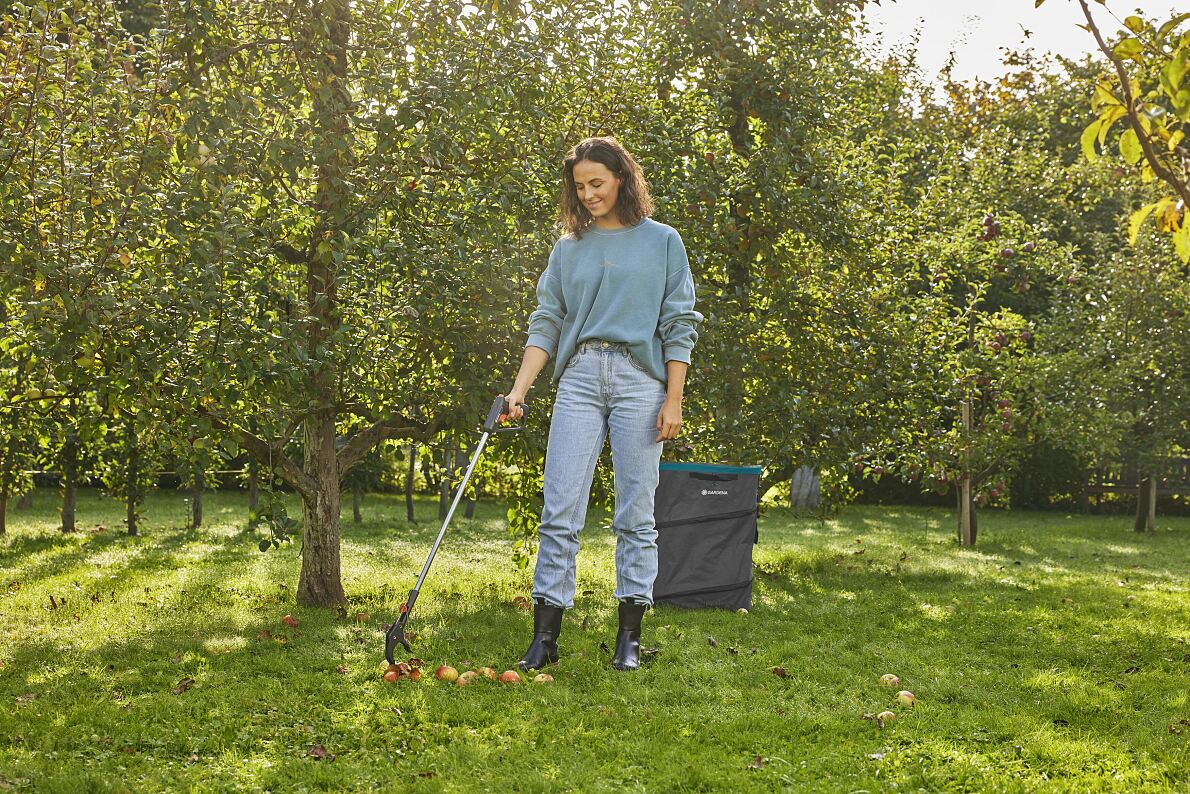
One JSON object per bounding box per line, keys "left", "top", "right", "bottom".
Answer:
{"left": 191, "top": 462, "right": 204, "bottom": 528}
{"left": 61, "top": 430, "right": 77, "bottom": 532}
{"left": 0, "top": 489, "right": 7, "bottom": 535}
{"left": 1133, "top": 474, "right": 1156, "bottom": 532}
{"left": 296, "top": 402, "right": 346, "bottom": 606}
{"left": 438, "top": 446, "right": 458, "bottom": 521}
{"left": 352, "top": 484, "right": 362, "bottom": 523}
{"left": 294, "top": 0, "right": 351, "bottom": 609}
{"left": 954, "top": 484, "right": 978, "bottom": 545}
{"left": 405, "top": 442, "right": 416, "bottom": 523}
{"left": 16, "top": 490, "right": 32, "bottom": 509}
{"left": 789, "top": 465, "right": 820, "bottom": 509}
{"left": 465, "top": 477, "right": 478, "bottom": 519}
{"left": 126, "top": 421, "right": 139, "bottom": 537}
{"left": 247, "top": 457, "right": 260, "bottom": 516}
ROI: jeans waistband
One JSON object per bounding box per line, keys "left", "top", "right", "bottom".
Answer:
{"left": 576, "top": 339, "right": 629, "bottom": 352}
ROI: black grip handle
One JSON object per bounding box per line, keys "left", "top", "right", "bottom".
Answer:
{"left": 483, "top": 394, "right": 529, "bottom": 434}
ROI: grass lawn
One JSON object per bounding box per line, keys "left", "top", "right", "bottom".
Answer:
{"left": 1, "top": 488, "right": 1187, "bottom": 792}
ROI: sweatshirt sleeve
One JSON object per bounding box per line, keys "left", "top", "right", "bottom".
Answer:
{"left": 658, "top": 231, "right": 705, "bottom": 364}
{"left": 525, "top": 242, "right": 565, "bottom": 358}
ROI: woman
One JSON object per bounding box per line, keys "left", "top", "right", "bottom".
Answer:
{"left": 502, "top": 136, "right": 704, "bottom": 671}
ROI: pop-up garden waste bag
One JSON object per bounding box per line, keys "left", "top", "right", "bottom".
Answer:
{"left": 652, "top": 462, "right": 762, "bottom": 610}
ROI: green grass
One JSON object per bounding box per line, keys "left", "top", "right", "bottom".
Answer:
{"left": 1, "top": 488, "right": 1187, "bottom": 792}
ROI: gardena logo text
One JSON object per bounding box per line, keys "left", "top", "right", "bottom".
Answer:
{"left": 701, "top": 489, "right": 729, "bottom": 495}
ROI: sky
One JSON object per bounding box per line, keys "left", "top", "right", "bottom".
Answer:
{"left": 858, "top": 0, "right": 1184, "bottom": 86}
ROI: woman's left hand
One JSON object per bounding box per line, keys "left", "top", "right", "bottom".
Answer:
{"left": 656, "top": 397, "right": 682, "bottom": 442}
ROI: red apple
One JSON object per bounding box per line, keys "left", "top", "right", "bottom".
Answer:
{"left": 435, "top": 665, "right": 459, "bottom": 682}
{"left": 1000, "top": 248, "right": 1015, "bottom": 258}
{"left": 456, "top": 671, "right": 479, "bottom": 687}
{"left": 499, "top": 670, "right": 522, "bottom": 684}
{"left": 896, "top": 690, "right": 915, "bottom": 708}
{"left": 408, "top": 668, "right": 421, "bottom": 682}
{"left": 1023, "top": 241, "right": 1035, "bottom": 253}
{"left": 281, "top": 614, "right": 299, "bottom": 628}
{"left": 383, "top": 670, "right": 399, "bottom": 683}
{"left": 477, "top": 667, "right": 498, "bottom": 681}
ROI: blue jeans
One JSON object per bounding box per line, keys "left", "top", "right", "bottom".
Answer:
{"left": 531, "top": 339, "right": 669, "bottom": 609}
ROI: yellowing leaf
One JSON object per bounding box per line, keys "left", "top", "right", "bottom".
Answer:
{"left": 1081, "top": 118, "right": 1103, "bottom": 162}
{"left": 1097, "top": 105, "right": 1127, "bottom": 145}
{"left": 1173, "top": 220, "right": 1190, "bottom": 264}
{"left": 1127, "top": 201, "right": 1159, "bottom": 245}
{"left": 1119, "top": 127, "right": 1143, "bottom": 164}
{"left": 1092, "top": 80, "right": 1121, "bottom": 111}
{"left": 1155, "top": 198, "right": 1180, "bottom": 232}
{"left": 1170, "top": 130, "right": 1186, "bottom": 151}
{"left": 1113, "top": 38, "right": 1144, "bottom": 62}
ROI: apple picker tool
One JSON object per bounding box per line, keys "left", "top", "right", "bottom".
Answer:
{"left": 384, "top": 394, "right": 528, "bottom": 664}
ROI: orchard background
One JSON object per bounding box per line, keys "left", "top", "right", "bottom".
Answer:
{"left": 1, "top": 0, "right": 1187, "bottom": 789}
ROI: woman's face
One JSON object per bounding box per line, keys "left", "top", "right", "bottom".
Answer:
{"left": 572, "top": 159, "right": 622, "bottom": 224}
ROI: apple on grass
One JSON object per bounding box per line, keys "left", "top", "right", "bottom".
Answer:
{"left": 477, "top": 667, "right": 498, "bottom": 681}
{"left": 897, "top": 690, "right": 915, "bottom": 708}
{"left": 878, "top": 673, "right": 900, "bottom": 688}
{"left": 532, "top": 673, "right": 554, "bottom": 684}
{"left": 456, "top": 671, "right": 479, "bottom": 687}
{"left": 435, "top": 665, "right": 459, "bottom": 682}
{"left": 499, "top": 670, "right": 522, "bottom": 684}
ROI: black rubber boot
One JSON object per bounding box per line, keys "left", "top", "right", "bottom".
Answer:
{"left": 516, "top": 599, "right": 563, "bottom": 671}
{"left": 611, "top": 599, "right": 648, "bottom": 671}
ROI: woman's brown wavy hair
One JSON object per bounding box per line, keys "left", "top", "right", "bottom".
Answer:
{"left": 557, "top": 136, "right": 655, "bottom": 241}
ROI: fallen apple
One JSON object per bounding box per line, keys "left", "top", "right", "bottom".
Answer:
{"left": 394, "top": 662, "right": 411, "bottom": 676}
{"left": 737, "top": 608, "right": 749, "bottom": 615}
{"left": 878, "top": 673, "right": 900, "bottom": 688}
{"left": 477, "top": 667, "right": 498, "bottom": 681}
{"left": 897, "top": 690, "right": 915, "bottom": 708}
{"left": 383, "top": 670, "right": 399, "bottom": 683}
{"left": 281, "top": 614, "right": 299, "bottom": 628}
{"left": 456, "top": 671, "right": 479, "bottom": 687}
{"left": 499, "top": 670, "right": 522, "bottom": 684}
{"left": 532, "top": 673, "right": 554, "bottom": 684}
{"left": 408, "top": 668, "right": 421, "bottom": 682}
{"left": 877, "top": 710, "right": 897, "bottom": 724}
{"left": 435, "top": 665, "right": 459, "bottom": 682}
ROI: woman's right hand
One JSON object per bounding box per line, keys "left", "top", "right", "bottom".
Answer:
{"left": 502, "top": 390, "right": 527, "bottom": 422}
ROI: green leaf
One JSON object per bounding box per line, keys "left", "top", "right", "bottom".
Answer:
{"left": 1127, "top": 201, "right": 1159, "bottom": 245}
{"left": 1123, "top": 16, "right": 1146, "bottom": 35}
{"left": 1161, "top": 48, "right": 1188, "bottom": 100}
{"left": 1174, "top": 88, "right": 1190, "bottom": 121}
{"left": 1119, "top": 127, "right": 1143, "bottom": 164}
{"left": 1080, "top": 118, "right": 1103, "bottom": 162}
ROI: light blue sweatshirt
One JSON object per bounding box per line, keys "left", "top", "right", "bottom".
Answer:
{"left": 525, "top": 217, "right": 704, "bottom": 386}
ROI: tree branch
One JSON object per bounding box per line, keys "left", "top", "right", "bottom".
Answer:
{"left": 337, "top": 412, "right": 448, "bottom": 475}
{"left": 1078, "top": 1, "right": 1190, "bottom": 207}
{"left": 195, "top": 404, "right": 316, "bottom": 499}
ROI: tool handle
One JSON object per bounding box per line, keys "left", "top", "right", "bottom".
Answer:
{"left": 484, "top": 394, "right": 529, "bottom": 434}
